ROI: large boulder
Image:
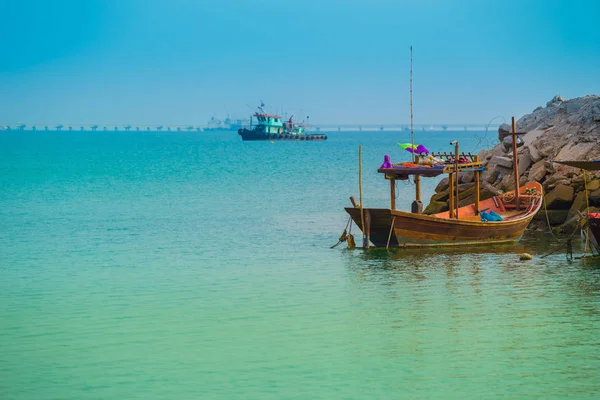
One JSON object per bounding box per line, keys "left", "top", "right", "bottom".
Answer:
{"left": 544, "top": 184, "right": 574, "bottom": 209}
{"left": 533, "top": 209, "right": 569, "bottom": 225}
{"left": 498, "top": 123, "right": 512, "bottom": 141}
{"left": 491, "top": 155, "right": 513, "bottom": 169}
{"left": 566, "top": 191, "right": 589, "bottom": 222}
{"left": 528, "top": 160, "right": 547, "bottom": 182}
{"left": 435, "top": 177, "right": 449, "bottom": 192}
{"left": 423, "top": 200, "right": 448, "bottom": 215}
{"left": 586, "top": 179, "right": 600, "bottom": 191}
{"left": 518, "top": 153, "right": 533, "bottom": 176}
{"left": 589, "top": 189, "right": 600, "bottom": 206}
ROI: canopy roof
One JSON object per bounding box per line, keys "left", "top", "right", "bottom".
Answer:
{"left": 555, "top": 160, "right": 600, "bottom": 171}
{"left": 254, "top": 113, "right": 282, "bottom": 119}
{"left": 378, "top": 162, "right": 484, "bottom": 180}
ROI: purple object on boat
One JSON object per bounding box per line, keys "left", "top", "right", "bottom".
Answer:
{"left": 381, "top": 155, "right": 393, "bottom": 169}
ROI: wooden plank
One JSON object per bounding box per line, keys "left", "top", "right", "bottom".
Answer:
{"left": 390, "top": 179, "right": 396, "bottom": 210}
{"left": 474, "top": 155, "right": 480, "bottom": 214}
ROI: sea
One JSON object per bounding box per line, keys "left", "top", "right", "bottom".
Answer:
{"left": 1, "top": 129, "right": 599, "bottom": 399}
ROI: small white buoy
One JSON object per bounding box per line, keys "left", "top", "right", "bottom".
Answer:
{"left": 519, "top": 253, "right": 532, "bottom": 261}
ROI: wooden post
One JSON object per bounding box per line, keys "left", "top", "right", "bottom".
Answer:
{"left": 454, "top": 141, "right": 460, "bottom": 219}
{"left": 349, "top": 196, "right": 358, "bottom": 208}
{"left": 390, "top": 179, "right": 396, "bottom": 210}
{"left": 474, "top": 155, "right": 480, "bottom": 214}
{"left": 359, "top": 146, "right": 367, "bottom": 248}
{"left": 415, "top": 175, "right": 421, "bottom": 202}
{"left": 511, "top": 116, "right": 521, "bottom": 209}
{"left": 448, "top": 172, "right": 455, "bottom": 218}
{"left": 365, "top": 210, "right": 371, "bottom": 249}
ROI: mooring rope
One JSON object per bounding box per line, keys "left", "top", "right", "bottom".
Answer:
{"left": 540, "top": 223, "right": 581, "bottom": 259}
{"left": 331, "top": 216, "right": 352, "bottom": 249}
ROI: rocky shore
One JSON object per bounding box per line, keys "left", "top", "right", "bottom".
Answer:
{"left": 424, "top": 94, "right": 600, "bottom": 233}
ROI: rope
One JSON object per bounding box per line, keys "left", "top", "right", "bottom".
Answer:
{"left": 542, "top": 194, "right": 558, "bottom": 240}
{"left": 582, "top": 170, "right": 591, "bottom": 258}
{"left": 540, "top": 224, "right": 580, "bottom": 259}
{"left": 330, "top": 217, "right": 352, "bottom": 248}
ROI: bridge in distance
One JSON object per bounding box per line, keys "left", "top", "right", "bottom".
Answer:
{"left": 1, "top": 123, "right": 500, "bottom": 132}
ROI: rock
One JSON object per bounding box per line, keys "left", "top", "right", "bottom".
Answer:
{"left": 544, "top": 174, "right": 568, "bottom": 187}
{"left": 481, "top": 181, "right": 501, "bottom": 199}
{"left": 567, "top": 102, "right": 581, "bottom": 114}
{"left": 521, "top": 129, "right": 545, "bottom": 162}
{"left": 533, "top": 209, "right": 569, "bottom": 225}
{"left": 529, "top": 160, "right": 547, "bottom": 182}
{"left": 555, "top": 142, "right": 596, "bottom": 163}
{"left": 498, "top": 123, "right": 512, "bottom": 141}
{"left": 491, "top": 155, "right": 513, "bottom": 169}
{"left": 495, "top": 165, "right": 514, "bottom": 176}
{"left": 457, "top": 185, "right": 476, "bottom": 201}
{"left": 423, "top": 200, "right": 448, "bottom": 215}
{"left": 457, "top": 194, "right": 474, "bottom": 207}
{"left": 518, "top": 153, "right": 533, "bottom": 176}
{"left": 547, "top": 179, "right": 571, "bottom": 191}
{"left": 460, "top": 171, "right": 474, "bottom": 183}
{"left": 477, "top": 149, "right": 489, "bottom": 162}
{"left": 501, "top": 135, "right": 524, "bottom": 153}
{"left": 435, "top": 177, "right": 449, "bottom": 193}
{"left": 519, "top": 175, "right": 530, "bottom": 187}
{"left": 546, "top": 94, "right": 565, "bottom": 106}
{"left": 484, "top": 169, "right": 500, "bottom": 184}
{"left": 589, "top": 189, "right": 600, "bottom": 206}
{"left": 499, "top": 172, "right": 517, "bottom": 192}
{"left": 544, "top": 184, "right": 574, "bottom": 209}
{"left": 586, "top": 179, "right": 600, "bottom": 191}
{"left": 566, "top": 191, "right": 588, "bottom": 222}
{"left": 528, "top": 142, "right": 542, "bottom": 162}
{"left": 432, "top": 190, "right": 449, "bottom": 203}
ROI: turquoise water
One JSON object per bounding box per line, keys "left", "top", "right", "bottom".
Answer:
{"left": 1, "top": 130, "right": 599, "bottom": 399}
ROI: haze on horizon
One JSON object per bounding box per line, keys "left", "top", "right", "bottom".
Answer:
{"left": 1, "top": 0, "right": 598, "bottom": 126}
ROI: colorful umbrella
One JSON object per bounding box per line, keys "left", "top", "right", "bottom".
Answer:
{"left": 398, "top": 143, "right": 429, "bottom": 154}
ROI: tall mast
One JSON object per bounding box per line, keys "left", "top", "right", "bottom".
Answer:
{"left": 410, "top": 46, "right": 414, "bottom": 163}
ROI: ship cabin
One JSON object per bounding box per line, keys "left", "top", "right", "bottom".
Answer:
{"left": 252, "top": 113, "right": 304, "bottom": 135}
{"left": 253, "top": 113, "right": 284, "bottom": 134}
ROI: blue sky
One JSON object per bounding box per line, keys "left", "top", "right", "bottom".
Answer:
{"left": 1, "top": 0, "right": 598, "bottom": 125}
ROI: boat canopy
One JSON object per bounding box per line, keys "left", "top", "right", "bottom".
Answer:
{"left": 555, "top": 160, "right": 600, "bottom": 171}
{"left": 378, "top": 162, "right": 484, "bottom": 180}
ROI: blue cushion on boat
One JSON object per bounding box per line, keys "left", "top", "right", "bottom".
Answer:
{"left": 480, "top": 211, "right": 491, "bottom": 222}
{"left": 488, "top": 211, "right": 503, "bottom": 221}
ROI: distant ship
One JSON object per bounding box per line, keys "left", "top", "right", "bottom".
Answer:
{"left": 203, "top": 116, "right": 248, "bottom": 132}
{"left": 238, "top": 104, "right": 327, "bottom": 141}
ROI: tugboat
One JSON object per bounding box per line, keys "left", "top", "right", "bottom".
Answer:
{"left": 238, "top": 104, "right": 327, "bottom": 141}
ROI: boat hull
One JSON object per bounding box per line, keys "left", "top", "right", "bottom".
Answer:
{"left": 345, "top": 182, "right": 543, "bottom": 248}
{"left": 587, "top": 217, "right": 600, "bottom": 253}
{"left": 238, "top": 128, "right": 327, "bottom": 141}
{"left": 345, "top": 208, "right": 537, "bottom": 247}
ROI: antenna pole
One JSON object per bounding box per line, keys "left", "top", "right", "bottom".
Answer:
{"left": 410, "top": 45, "right": 414, "bottom": 163}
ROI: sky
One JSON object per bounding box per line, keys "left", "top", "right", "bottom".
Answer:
{"left": 0, "top": 0, "right": 599, "bottom": 126}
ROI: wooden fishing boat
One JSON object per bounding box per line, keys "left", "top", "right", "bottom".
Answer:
{"left": 554, "top": 159, "right": 600, "bottom": 255}
{"left": 344, "top": 117, "right": 543, "bottom": 248}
